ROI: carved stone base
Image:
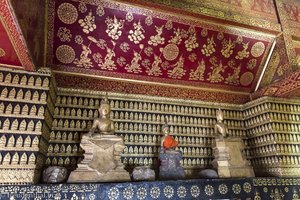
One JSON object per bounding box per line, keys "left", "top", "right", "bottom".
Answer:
{"left": 68, "top": 169, "right": 130, "bottom": 183}
{"left": 68, "top": 135, "right": 130, "bottom": 183}
{"left": 212, "top": 138, "right": 255, "bottom": 178}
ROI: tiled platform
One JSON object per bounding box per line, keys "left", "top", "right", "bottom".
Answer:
{"left": 0, "top": 178, "right": 300, "bottom": 199}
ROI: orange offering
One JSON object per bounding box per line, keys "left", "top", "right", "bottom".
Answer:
{"left": 163, "top": 135, "right": 178, "bottom": 149}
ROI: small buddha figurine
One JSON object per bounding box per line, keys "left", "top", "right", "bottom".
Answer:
{"left": 86, "top": 94, "right": 114, "bottom": 137}
{"left": 215, "top": 108, "right": 228, "bottom": 139}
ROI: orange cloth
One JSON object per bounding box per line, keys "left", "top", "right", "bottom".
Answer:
{"left": 163, "top": 135, "right": 178, "bottom": 149}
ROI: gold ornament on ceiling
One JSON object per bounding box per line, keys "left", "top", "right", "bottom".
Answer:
{"left": 251, "top": 42, "right": 265, "bottom": 58}
{"left": 163, "top": 43, "right": 179, "bottom": 61}
{"left": 240, "top": 71, "right": 254, "bottom": 86}
{"left": 0, "top": 48, "right": 5, "bottom": 57}
{"left": 57, "top": 3, "right": 78, "bottom": 24}
{"left": 56, "top": 45, "right": 76, "bottom": 64}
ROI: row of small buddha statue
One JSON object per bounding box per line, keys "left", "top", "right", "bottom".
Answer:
{"left": 0, "top": 135, "right": 39, "bottom": 148}
{"left": 0, "top": 103, "right": 45, "bottom": 116}
{"left": 123, "top": 134, "right": 214, "bottom": 145}
{"left": 1, "top": 119, "right": 43, "bottom": 131}
{"left": 252, "top": 156, "right": 300, "bottom": 166}
{"left": 0, "top": 87, "right": 48, "bottom": 101}
{"left": 56, "top": 95, "right": 243, "bottom": 118}
{"left": 0, "top": 72, "right": 50, "bottom": 87}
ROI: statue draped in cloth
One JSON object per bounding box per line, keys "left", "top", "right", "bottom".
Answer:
{"left": 159, "top": 119, "right": 185, "bottom": 180}
{"left": 68, "top": 94, "right": 130, "bottom": 182}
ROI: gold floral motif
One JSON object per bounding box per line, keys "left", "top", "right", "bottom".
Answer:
{"left": 57, "top": 27, "right": 72, "bottom": 42}
{"left": 235, "top": 42, "right": 250, "bottom": 60}
{"left": 165, "top": 20, "right": 173, "bottom": 30}
{"left": 144, "top": 47, "right": 153, "bottom": 57}
{"left": 225, "top": 65, "right": 241, "bottom": 85}
{"left": 145, "top": 16, "right": 153, "bottom": 26}
{"left": 57, "top": 3, "right": 78, "bottom": 24}
{"left": 235, "top": 35, "right": 243, "bottom": 44}
{"left": 251, "top": 41, "right": 265, "bottom": 57}
{"left": 240, "top": 71, "right": 254, "bottom": 86}
{"left": 185, "top": 27, "right": 199, "bottom": 51}
{"left": 105, "top": 16, "right": 125, "bottom": 40}
{"left": 270, "top": 188, "right": 284, "bottom": 200}
{"left": 169, "top": 28, "right": 183, "bottom": 45}
{"left": 141, "top": 59, "right": 151, "bottom": 68}
{"left": 167, "top": 55, "right": 186, "bottom": 79}
{"left": 188, "top": 53, "right": 197, "bottom": 62}
{"left": 96, "top": 4, "right": 105, "bottom": 16}
{"left": 163, "top": 44, "right": 179, "bottom": 61}
{"left": 78, "top": 2, "right": 87, "bottom": 13}
{"left": 145, "top": 53, "right": 163, "bottom": 76}
{"left": 201, "top": 28, "right": 208, "bottom": 37}
{"left": 217, "top": 32, "right": 224, "bottom": 40}
{"left": 126, "top": 12, "right": 134, "bottom": 22}
{"left": 247, "top": 59, "right": 257, "bottom": 70}
{"left": 56, "top": 45, "right": 75, "bottom": 64}
{"left": 0, "top": 48, "right": 5, "bottom": 57}
{"left": 189, "top": 59, "right": 205, "bottom": 81}
{"left": 148, "top": 25, "right": 165, "bottom": 46}
{"left": 78, "top": 11, "right": 96, "bottom": 34}
{"left": 75, "top": 35, "right": 83, "bottom": 45}
{"left": 125, "top": 45, "right": 143, "bottom": 73}
{"left": 128, "top": 20, "right": 145, "bottom": 44}
{"left": 120, "top": 42, "right": 130, "bottom": 53}
{"left": 73, "top": 42, "right": 93, "bottom": 68}
{"left": 201, "top": 36, "right": 216, "bottom": 56}
{"left": 221, "top": 38, "right": 235, "bottom": 58}
{"left": 207, "top": 61, "right": 227, "bottom": 83}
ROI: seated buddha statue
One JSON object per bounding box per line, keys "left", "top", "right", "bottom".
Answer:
{"left": 161, "top": 123, "right": 178, "bottom": 152}
{"left": 215, "top": 108, "right": 228, "bottom": 139}
{"left": 159, "top": 119, "right": 185, "bottom": 180}
{"left": 68, "top": 94, "right": 130, "bottom": 182}
{"left": 85, "top": 94, "right": 114, "bottom": 137}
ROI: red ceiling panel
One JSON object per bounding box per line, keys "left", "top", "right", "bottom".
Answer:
{"left": 0, "top": 20, "right": 22, "bottom": 67}
{"left": 47, "top": 0, "right": 274, "bottom": 93}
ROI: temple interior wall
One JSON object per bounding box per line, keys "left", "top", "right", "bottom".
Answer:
{"left": 1, "top": 68, "right": 300, "bottom": 184}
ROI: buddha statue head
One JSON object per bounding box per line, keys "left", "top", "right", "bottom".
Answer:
{"left": 99, "top": 94, "right": 111, "bottom": 117}
{"left": 216, "top": 108, "right": 224, "bottom": 122}
{"left": 162, "top": 117, "right": 170, "bottom": 135}
{"left": 162, "top": 124, "right": 170, "bottom": 136}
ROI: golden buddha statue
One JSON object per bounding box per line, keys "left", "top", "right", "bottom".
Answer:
{"left": 215, "top": 108, "right": 228, "bottom": 139}
{"left": 69, "top": 93, "right": 130, "bottom": 182}
{"left": 86, "top": 94, "right": 115, "bottom": 137}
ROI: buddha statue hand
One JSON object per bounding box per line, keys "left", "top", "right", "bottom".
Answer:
{"left": 84, "top": 130, "right": 94, "bottom": 138}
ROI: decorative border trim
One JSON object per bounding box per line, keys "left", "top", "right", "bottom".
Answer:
{"left": 0, "top": 0, "right": 35, "bottom": 71}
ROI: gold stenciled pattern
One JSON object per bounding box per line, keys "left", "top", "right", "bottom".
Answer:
{"left": 48, "top": 90, "right": 246, "bottom": 177}
{"left": 245, "top": 99, "right": 300, "bottom": 177}
{"left": 0, "top": 68, "right": 52, "bottom": 184}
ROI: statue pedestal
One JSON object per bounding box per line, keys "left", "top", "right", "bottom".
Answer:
{"left": 68, "top": 135, "right": 130, "bottom": 182}
{"left": 159, "top": 149, "right": 185, "bottom": 180}
{"left": 212, "top": 138, "right": 254, "bottom": 178}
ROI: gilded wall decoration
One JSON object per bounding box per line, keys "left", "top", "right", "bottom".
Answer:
{"left": 56, "top": 45, "right": 76, "bottom": 64}
{"left": 48, "top": 0, "right": 274, "bottom": 93}
{"left": 57, "top": 3, "right": 78, "bottom": 24}
{"left": 0, "top": 68, "right": 53, "bottom": 184}
{"left": 116, "top": 0, "right": 280, "bottom": 31}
